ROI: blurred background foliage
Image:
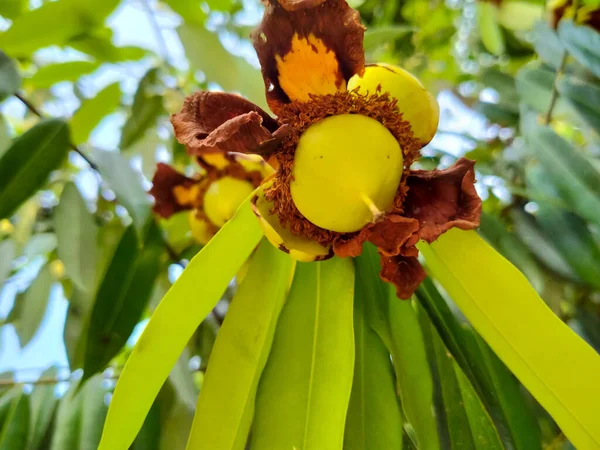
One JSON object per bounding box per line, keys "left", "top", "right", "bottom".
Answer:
{"left": 0, "top": 0, "right": 600, "bottom": 448}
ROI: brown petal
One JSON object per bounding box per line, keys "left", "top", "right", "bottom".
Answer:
{"left": 171, "top": 91, "right": 287, "bottom": 156}
{"left": 150, "top": 163, "right": 197, "bottom": 218}
{"left": 379, "top": 254, "right": 426, "bottom": 300}
{"left": 404, "top": 157, "right": 482, "bottom": 243}
{"left": 252, "top": 0, "right": 365, "bottom": 114}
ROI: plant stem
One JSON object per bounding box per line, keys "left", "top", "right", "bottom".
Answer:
{"left": 544, "top": 52, "right": 568, "bottom": 126}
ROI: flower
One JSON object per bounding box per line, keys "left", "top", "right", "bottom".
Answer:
{"left": 170, "top": 0, "right": 482, "bottom": 299}
{"left": 150, "top": 150, "right": 270, "bottom": 244}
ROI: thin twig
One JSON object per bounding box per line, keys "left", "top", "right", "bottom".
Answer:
{"left": 142, "top": 0, "right": 172, "bottom": 65}
{"left": 0, "top": 373, "right": 120, "bottom": 387}
{"left": 544, "top": 52, "right": 568, "bottom": 125}
{"left": 14, "top": 93, "right": 100, "bottom": 171}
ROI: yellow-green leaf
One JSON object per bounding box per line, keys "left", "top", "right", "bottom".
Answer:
{"left": 419, "top": 229, "right": 600, "bottom": 450}
{"left": 477, "top": 2, "right": 505, "bottom": 55}
{"left": 27, "top": 61, "right": 100, "bottom": 89}
{"left": 186, "top": 239, "right": 294, "bottom": 450}
{"left": 251, "top": 258, "right": 355, "bottom": 450}
{"left": 98, "top": 198, "right": 263, "bottom": 450}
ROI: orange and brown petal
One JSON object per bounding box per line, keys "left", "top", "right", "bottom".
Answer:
{"left": 251, "top": 0, "right": 365, "bottom": 114}
{"left": 150, "top": 163, "right": 198, "bottom": 218}
{"left": 380, "top": 254, "right": 426, "bottom": 300}
{"left": 170, "top": 91, "right": 288, "bottom": 157}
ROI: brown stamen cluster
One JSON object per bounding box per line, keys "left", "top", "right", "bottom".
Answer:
{"left": 264, "top": 90, "right": 422, "bottom": 247}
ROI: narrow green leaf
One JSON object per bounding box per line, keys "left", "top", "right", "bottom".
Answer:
{"left": 418, "top": 229, "right": 600, "bottom": 450}
{"left": 67, "top": 30, "right": 147, "bottom": 63}
{"left": 558, "top": 19, "right": 600, "bottom": 78}
{"left": 27, "top": 61, "right": 99, "bottom": 90}
{"left": 50, "top": 375, "right": 108, "bottom": 450}
{"left": 12, "top": 265, "right": 53, "bottom": 347}
{"left": 515, "top": 64, "right": 574, "bottom": 118}
{"left": 251, "top": 258, "right": 355, "bottom": 450}
{"left": 70, "top": 82, "right": 121, "bottom": 145}
{"left": 344, "top": 268, "right": 403, "bottom": 450}
{"left": 532, "top": 21, "right": 565, "bottom": 68}
{"left": 120, "top": 68, "right": 164, "bottom": 151}
{"left": 0, "top": 239, "right": 15, "bottom": 288}
{"left": 363, "top": 25, "right": 415, "bottom": 50}
{"left": 99, "top": 198, "right": 262, "bottom": 450}
{"left": 477, "top": 2, "right": 505, "bottom": 55}
{"left": 0, "top": 115, "right": 10, "bottom": 157}
{"left": 416, "top": 278, "right": 542, "bottom": 450}
{"left": 186, "top": 239, "right": 294, "bottom": 450}
{"left": 55, "top": 183, "right": 98, "bottom": 291}
{"left": 0, "top": 391, "right": 29, "bottom": 450}
{"left": 0, "top": 51, "right": 20, "bottom": 101}
{"left": 0, "top": 119, "right": 70, "bottom": 220}
{"left": 556, "top": 74, "right": 600, "bottom": 134}
{"left": 27, "top": 368, "right": 59, "bottom": 450}
{"left": 356, "top": 244, "right": 439, "bottom": 450}
{"left": 91, "top": 148, "right": 151, "bottom": 233}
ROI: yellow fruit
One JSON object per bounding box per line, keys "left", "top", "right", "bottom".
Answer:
{"left": 290, "top": 114, "right": 403, "bottom": 233}
{"left": 253, "top": 182, "right": 331, "bottom": 262}
{"left": 188, "top": 211, "right": 214, "bottom": 245}
{"left": 347, "top": 64, "right": 439, "bottom": 145}
{"left": 203, "top": 176, "right": 254, "bottom": 227}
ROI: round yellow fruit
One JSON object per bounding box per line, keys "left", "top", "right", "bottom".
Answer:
{"left": 203, "top": 176, "right": 254, "bottom": 227}
{"left": 347, "top": 64, "right": 439, "bottom": 145}
{"left": 290, "top": 114, "right": 403, "bottom": 233}
{"left": 188, "top": 211, "right": 213, "bottom": 245}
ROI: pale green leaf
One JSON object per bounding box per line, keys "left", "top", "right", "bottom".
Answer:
{"left": 363, "top": 25, "right": 415, "bottom": 51}
{"left": 558, "top": 19, "right": 600, "bottom": 78}
{"left": 0, "top": 119, "right": 70, "bottom": 220}
{"left": 0, "top": 239, "right": 15, "bottom": 288}
{"left": 68, "top": 31, "right": 147, "bottom": 63}
{"left": 532, "top": 21, "right": 565, "bottom": 68}
{"left": 0, "top": 51, "right": 20, "bottom": 102}
{"left": 418, "top": 229, "right": 600, "bottom": 450}
{"left": 161, "top": 0, "right": 207, "bottom": 26}
{"left": 98, "top": 198, "right": 263, "bottom": 450}
{"left": 27, "top": 61, "right": 99, "bottom": 90}
{"left": 497, "top": 1, "right": 543, "bottom": 31}
{"left": 186, "top": 239, "right": 294, "bottom": 450}
{"left": 556, "top": 74, "right": 600, "bottom": 134}
{"left": 477, "top": 2, "right": 505, "bottom": 55}
{"left": 70, "top": 82, "right": 121, "bottom": 145}
{"left": 251, "top": 258, "right": 355, "bottom": 450}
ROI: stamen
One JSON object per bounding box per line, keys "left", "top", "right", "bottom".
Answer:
{"left": 360, "top": 193, "right": 385, "bottom": 222}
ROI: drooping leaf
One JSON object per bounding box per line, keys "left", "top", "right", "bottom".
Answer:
{"left": 0, "top": 119, "right": 70, "bottom": 220}
{"left": 0, "top": 390, "right": 29, "bottom": 450}
{"left": 418, "top": 229, "right": 600, "bottom": 450}
{"left": 27, "top": 368, "right": 59, "bottom": 450}
{"left": 50, "top": 375, "right": 108, "bottom": 450}
{"left": 0, "top": 239, "right": 15, "bottom": 288}
{"left": 91, "top": 148, "right": 151, "bottom": 233}
{"left": 119, "top": 68, "right": 164, "bottom": 151}
{"left": 344, "top": 267, "right": 403, "bottom": 450}
{"left": 0, "top": 51, "right": 20, "bottom": 102}
{"left": 558, "top": 19, "right": 600, "bottom": 78}
{"left": 70, "top": 82, "right": 121, "bottom": 145}
{"left": 186, "top": 239, "right": 294, "bottom": 450}
{"left": 251, "top": 258, "right": 355, "bottom": 450}
{"left": 356, "top": 243, "right": 439, "bottom": 450}
{"left": 11, "top": 265, "right": 53, "bottom": 347}
{"left": 27, "top": 61, "right": 100, "bottom": 90}
{"left": 98, "top": 198, "right": 262, "bottom": 450}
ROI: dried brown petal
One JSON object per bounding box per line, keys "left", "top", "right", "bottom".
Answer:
{"left": 150, "top": 163, "right": 197, "bottom": 218}
{"left": 379, "top": 254, "right": 426, "bottom": 300}
{"left": 252, "top": 0, "right": 365, "bottom": 114}
{"left": 404, "top": 157, "right": 482, "bottom": 243}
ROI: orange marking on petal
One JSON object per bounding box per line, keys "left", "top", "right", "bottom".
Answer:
{"left": 275, "top": 33, "right": 345, "bottom": 102}
{"left": 172, "top": 184, "right": 201, "bottom": 206}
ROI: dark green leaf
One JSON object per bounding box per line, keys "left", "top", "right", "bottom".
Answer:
{"left": 27, "top": 61, "right": 100, "bottom": 90}
{"left": 0, "top": 390, "right": 29, "bottom": 450}
{"left": 344, "top": 269, "right": 403, "bottom": 450}
{"left": 0, "top": 51, "right": 20, "bottom": 102}
{"left": 558, "top": 20, "right": 600, "bottom": 78}
{"left": 0, "top": 119, "right": 70, "bottom": 220}
{"left": 70, "top": 82, "right": 121, "bottom": 145}
{"left": 54, "top": 183, "right": 98, "bottom": 292}
{"left": 0, "top": 114, "right": 10, "bottom": 157}
{"left": 119, "top": 68, "right": 164, "bottom": 151}
{"left": 27, "top": 368, "right": 59, "bottom": 450}
{"left": 131, "top": 398, "right": 161, "bottom": 450}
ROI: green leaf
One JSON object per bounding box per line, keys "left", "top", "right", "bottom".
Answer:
{"left": 120, "top": 68, "right": 164, "bottom": 151}
{"left": 54, "top": 183, "right": 98, "bottom": 292}
{"left": 27, "top": 61, "right": 99, "bottom": 90}
{"left": 131, "top": 399, "right": 161, "bottom": 450}
{"left": 477, "top": 2, "right": 505, "bottom": 55}
{"left": 0, "top": 51, "right": 20, "bottom": 102}
{"left": 162, "top": 0, "right": 207, "bottom": 26}
{"left": 344, "top": 269, "right": 403, "bottom": 450}
{"left": 91, "top": 149, "right": 151, "bottom": 233}
{"left": 515, "top": 64, "right": 573, "bottom": 118}
{"left": 251, "top": 258, "right": 355, "bottom": 450}
{"left": 0, "top": 115, "right": 11, "bottom": 158}
{"left": 27, "top": 368, "right": 59, "bottom": 450}
{"left": 497, "top": 1, "right": 543, "bottom": 31}
{"left": 0, "top": 390, "right": 29, "bottom": 450}
{"left": 556, "top": 74, "right": 600, "bottom": 134}
{"left": 50, "top": 375, "right": 108, "bottom": 450}
{"left": 186, "top": 239, "right": 294, "bottom": 450}
{"left": 67, "top": 31, "right": 147, "bottom": 63}
{"left": 0, "top": 0, "right": 26, "bottom": 20}
{"left": 11, "top": 265, "right": 53, "bottom": 347}
{"left": 524, "top": 124, "right": 600, "bottom": 227}
{"left": 418, "top": 229, "right": 600, "bottom": 450}
{"left": 0, "top": 119, "right": 70, "bottom": 220}
{"left": 0, "top": 239, "right": 15, "bottom": 288}
{"left": 416, "top": 277, "right": 542, "bottom": 450}
{"left": 532, "top": 21, "right": 565, "bottom": 68}
{"left": 98, "top": 198, "right": 262, "bottom": 450}
{"left": 363, "top": 25, "right": 415, "bottom": 51}
{"left": 558, "top": 19, "right": 600, "bottom": 78}
{"left": 178, "top": 24, "right": 268, "bottom": 109}
{"left": 356, "top": 243, "right": 439, "bottom": 450}
{"left": 70, "top": 82, "right": 121, "bottom": 145}
{"left": 83, "top": 223, "right": 164, "bottom": 378}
